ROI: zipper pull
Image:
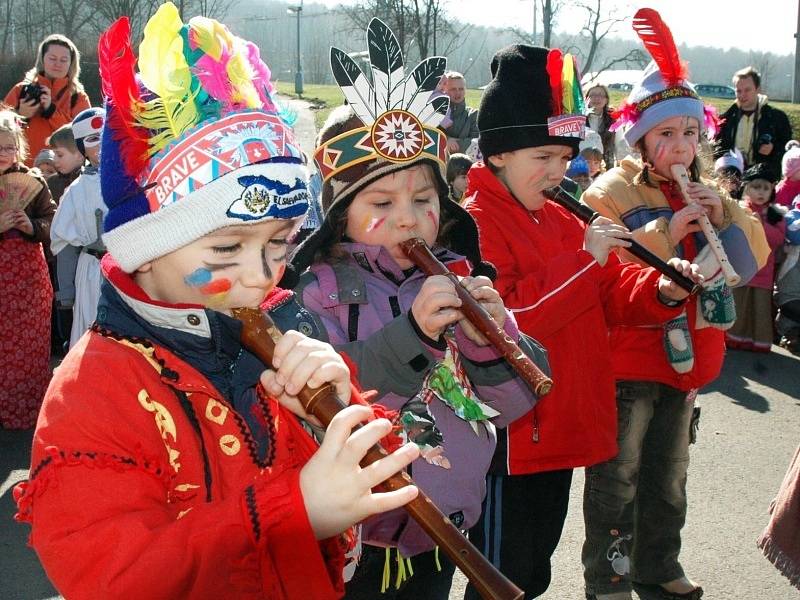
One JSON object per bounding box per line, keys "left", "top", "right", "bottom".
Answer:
{"left": 532, "top": 411, "right": 540, "bottom": 443}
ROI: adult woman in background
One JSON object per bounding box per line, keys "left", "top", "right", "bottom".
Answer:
{"left": 0, "top": 110, "right": 56, "bottom": 428}
{"left": 585, "top": 84, "right": 618, "bottom": 168}
{"left": 4, "top": 34, "right": 90, "bottom": 166}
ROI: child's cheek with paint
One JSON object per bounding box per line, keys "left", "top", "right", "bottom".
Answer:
{"left": 184, "top": 267, "right": 232, "bottom": 306}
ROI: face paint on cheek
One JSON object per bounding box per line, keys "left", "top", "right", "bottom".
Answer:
{"left": 365, "top": 216, "right": 386, "bottom": 233}
{"left": 185, "top": 268, "right": 232, "bottom": 304}
{"left": 654, "top": 142, "right": 666, "bottom": 160}
{"left": 184, "top": 268, "right": 213, "bottom": 287}
{"left": 426, "top": 209, "right": 438, "bottom": 231}
{"left": 261, "top": 246, "right": 272, "bottom": 280}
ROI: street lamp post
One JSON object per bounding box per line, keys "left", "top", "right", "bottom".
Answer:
{"left": 287, "top": 1, "right": 304, "bottom": 95}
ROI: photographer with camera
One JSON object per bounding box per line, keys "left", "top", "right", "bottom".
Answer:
{"left": 4, "top": 34, "right": 90, "bottom": 167}
{"left": 712, "top": 66, "right": 792, "bottom": 175}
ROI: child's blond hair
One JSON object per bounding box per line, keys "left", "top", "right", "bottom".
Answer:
{"left": 0, "top": 107, "right": 29, "bottom": 163}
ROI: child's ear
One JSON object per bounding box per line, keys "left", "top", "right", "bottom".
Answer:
{"left": 487, "top": 153, "right": 506, "bottom": 169}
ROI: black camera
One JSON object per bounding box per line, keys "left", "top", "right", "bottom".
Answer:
{"left": 757, "top": 133, "right": 773, "bottom": 146}
{"left": 20, "top": 83, "right": 44, "bottom": 103}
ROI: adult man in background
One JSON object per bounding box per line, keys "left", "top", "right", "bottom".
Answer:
{"left": 713, "top": 66, "right": 792, "bottom": 174}
{"left": 443, "top": 72, "right": 479, "bottom": 153}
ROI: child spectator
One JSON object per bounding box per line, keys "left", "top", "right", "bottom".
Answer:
{"left": 13, "top": 7, "right": 420, "bottom": 598}
{"left": 714, "top": 148, "right": 745, "bottom": 199}
{"left": 580, "top": 146, "right": 605, "bottom": 180}
{"left": 33, "top": 148, "right": 56, "bottom": 177}
{"left": 291, "top": 21, "right": 549, "bottom": 599}
{"left": 726, "top": 164, "right": 785, "bottom": 352}
{"left": 462, "top": 43, "right": 701, "bottom": 599}
{"left": 776, "top": 196, "right": 800, "bottom": 353}
{"left": 446, "top": 152, "right": 473, "bottom": 203}
{"left": 45, "top": 124, "right": 84, "bottom": 205}
{"left": 50, "top": 107, "right": 106, "bottom": 348}
{"left": 566, "top": 155, "right": 593, "bottom": 194}
{"left": 776, "top": 143, "right": 800, "bottom": 208}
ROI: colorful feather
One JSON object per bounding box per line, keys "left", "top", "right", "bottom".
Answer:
{"left": 244, "top": 41, "right": 278, "bottom": 113}
{"left": 187, "top": 16, "right": 232, "bottom": 60}
{"left": 417, "top": 95, "right": 450, "bottom": 127}
{"left": 546, "top": 49, "right": 564, "bottom": 116}
{"left": 367, "top": 18, "right": 405, "bottom": 116}
{"left": 632, "top": 8, "right": 688, "bottom": 86}
{"left": 97, "top": 17, "right": 150, "bottom": 178}
{"left": 330, "top": 47, "right": 375, "bottom": 124}
{"left": 194, "top": 49, "right": 234, "bottom": 107}
{"left": 561, "top": 53, "right": 575, "bottom": 114}
{"left": 571, "top": 55, "right": 586, "bottom": 114}
{"left": 227, "top": 37, "right": 260, "bottom": 108}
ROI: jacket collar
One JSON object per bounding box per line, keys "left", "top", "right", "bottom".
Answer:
{"left": 466, "top": 162, "right": 539, "bottom": 218}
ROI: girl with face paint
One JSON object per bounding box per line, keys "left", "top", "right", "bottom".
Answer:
{"left": 579, "top": 9, "right": 771, "bottom": 600}
{"left": 290, "top": 24, "right": 549, "bottom": 594}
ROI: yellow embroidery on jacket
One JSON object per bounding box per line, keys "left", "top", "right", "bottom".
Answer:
{"left": 205, "top": 398, "right": 229, "bottom": 425}
{"left": 138, "top": 389, "right": 181, "bottom": 473}
{"left": 219, "top": 434, "right": 241, "bottom": 456}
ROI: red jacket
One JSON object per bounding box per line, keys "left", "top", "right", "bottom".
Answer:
{"left": 14, "top": 275, "right": 349, "bottom": 599}
{"left": 464, "top": 164, "right": 680, "bottom": 475}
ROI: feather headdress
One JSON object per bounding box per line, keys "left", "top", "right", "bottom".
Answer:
{"left": 315, "top": 18, "right": 449, "bottom": 183}
{"left": 610, "top": 7, "right": 719, "bottom": 142}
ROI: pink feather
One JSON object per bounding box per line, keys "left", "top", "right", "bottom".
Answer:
{"left": 97, "top": 17, "right": 150, "bottom": 179}
{"left": 245, "top": 41, "right": 277, "bottom": 112}
{"left": 193, "top": 46, "right": 235, "bottom": 108}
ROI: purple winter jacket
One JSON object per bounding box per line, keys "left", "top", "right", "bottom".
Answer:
{"left": 294, "top": 242, "right": 548, "bottom": 556}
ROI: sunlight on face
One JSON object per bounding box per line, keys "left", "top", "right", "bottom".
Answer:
{"left": 346, "top": 165, "right": 441, "bottom": 269}
{"left": 488, "top": 145, "right": 573, "bottom": 211}
{"left": 641, "top": 116, "right": 700, "bottom": 180}
{"left": 135, "top": 219, "right": 298, "bottom": 313}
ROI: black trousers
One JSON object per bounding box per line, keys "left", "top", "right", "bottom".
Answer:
{"left": 344, "top": 543, "right": 456, "bottom": 600}
{"left": 465, "top": 469, "right": 574, "bottom": 599}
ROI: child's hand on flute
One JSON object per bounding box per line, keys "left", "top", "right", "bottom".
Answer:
{"left": 657, "top": 258, "right": 704, "bottom": 302}
{"left": 456, "top": 275, "right": 507, "bottom": 346}
{"left": 300, "top": 406, "right": 420, "bottom": 539}
{"left": 683, "top": 181, "right": 724, "bottom": 227}
{"left": 583, "top": 215, "right": 633, "bottom": 266}
{"left": 411, "top": 274, "right": 464, "bottom": 341}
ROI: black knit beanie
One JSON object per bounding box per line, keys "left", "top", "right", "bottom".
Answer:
{"left": 478, "top": 44, "right": 582, "bottom": 159}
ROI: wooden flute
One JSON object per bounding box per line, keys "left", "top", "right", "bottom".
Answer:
{"left": 670, "top": 164, "right": 741, "bottom": 286}
{"left": 231, "top": 307, "right": 524, "bottom": 600}
{"left": 399, "top": 237, "right": 553, "bottom": 397}
{"left": 543, "top": 186, "right": 701, "bottom": 294}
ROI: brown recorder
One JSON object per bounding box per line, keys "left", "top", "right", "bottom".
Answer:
{"left": 232, "top": 307, "right": 524, "bottom": 600}
{"left": 400, "top": 237, "right": 553, "bottom": 397}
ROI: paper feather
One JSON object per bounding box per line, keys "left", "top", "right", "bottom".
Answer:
{"left": 367, "top": 18, "right": 405, "bottom": 116}
{"left": 330, "top": 47, "right": 375, "bottom": 124}
{"left": 571, "top": 55, "right": 586, "bottom": 114}
{"left": 632, "top": 8, "right": 688, "bottom": 86}
{"left": 97, "top": 17, "right": 150, "bottom": 178}
{"left": 417, "top": 95, "right": 450, "bottom": 127}
{"left": 401, "top": 56, "right": 447, "bottom": 122}
{"left": 546, "top": 49, "right": 564, "bottom": 116}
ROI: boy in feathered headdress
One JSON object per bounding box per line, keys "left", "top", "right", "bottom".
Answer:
{"left": 581, "top": 9, "right": 769, "bottom": 600}
{"left": 13, "top": 5, "right": 421, "bottom": 599}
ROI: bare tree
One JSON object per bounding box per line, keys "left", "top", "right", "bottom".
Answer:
{"left": 52, "top": 0, "right": 95, "bottom": 39}
{"left": 748, "top": 50, "right": 776, "bottom": 92}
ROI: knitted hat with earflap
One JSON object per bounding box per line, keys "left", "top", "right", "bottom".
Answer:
{"left": 782, "top": 146, "right": 800, "bottom": 179}
{"left": 98, "top": 3, "right": 309, "bottom": 280}
{"left": 611, "top": 8, "right": 720, "bottom": 148}
{"left": 478, "top": 45, "right": 586, "bottom": 160}
{"left": 72, "top": 107, "right": 105, "bottom": 158}
{"left": 714, "top": 149, "right": 745, "bottom": 175}
{"left": 292, "top": 18, "right": 495, "bottom": 280}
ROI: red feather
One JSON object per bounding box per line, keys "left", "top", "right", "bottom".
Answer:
{"left": 632, "top": 8, "right": 688, "bottom": 86}
{"left": 546, "top": 48, "right": 564, "bottom": 116}
{"left": 97, "top": 17, "right": 150, "bottom": 179}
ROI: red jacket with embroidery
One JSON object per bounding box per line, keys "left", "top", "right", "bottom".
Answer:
{"left": 464, "top": 164, "right": 681, "bottom": 475}
{"left": 14, "top": 296, "right": 352, "bottom": 599}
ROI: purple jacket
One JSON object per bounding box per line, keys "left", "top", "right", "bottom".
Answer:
{"left": 295, "top": 242, "right": 547, "bottom": 556}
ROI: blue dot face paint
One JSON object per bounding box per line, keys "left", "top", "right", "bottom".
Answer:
{"left": 184, "top": 268, "right": 213, "bottom": 287}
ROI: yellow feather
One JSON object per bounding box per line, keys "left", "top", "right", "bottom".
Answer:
{"left": 561, "top": 53, "right": 575, "bottom": 114}
{"left": 227, "top": 38, "right": 260, "bottom": 108}
{"left": 188, "top": 16, "right": 235, "bottom": 61}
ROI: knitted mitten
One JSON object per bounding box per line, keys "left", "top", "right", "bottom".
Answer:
{"left": 694, "top": 244, "right": 736, "bottom": 330}
{"left": 663, "top": 312, "right": 694, "bottom": 373}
